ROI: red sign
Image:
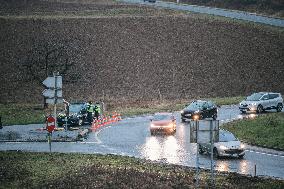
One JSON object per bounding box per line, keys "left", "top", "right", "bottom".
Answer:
{"left": 46, "top": 116, "right": 55, "bottom": 133}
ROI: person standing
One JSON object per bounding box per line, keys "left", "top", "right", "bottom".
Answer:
{"left": 0, "top": 116, "right": 3, "bottom": 129}
{"left": 86, "top": 101, "right": 95, "bottom": 124}
{"left": 94, "top": 102, "right": 101, "bottom": 119}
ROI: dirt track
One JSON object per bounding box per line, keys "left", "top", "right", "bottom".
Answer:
{"left": 0, "top": 0, "right": 283, "bottom": 103}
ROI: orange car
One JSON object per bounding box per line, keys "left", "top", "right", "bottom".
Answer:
{"left": 150, "top": 113, "right": 176, "bottom": 135}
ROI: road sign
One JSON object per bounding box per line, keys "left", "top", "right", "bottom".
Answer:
{"left": 190, "top": 120, "right": 219, "bottom": 143}
{"left": 190, "top": 130, "right": 219, "bottom": 143}
{"left": 46, "top": 116, "right": 55, "bottom": 133}
{"left": 42, "top": 76, "right": 62, "bottom": 88}
{"left": 45, "top": 98, "right": 64, "bottom": 104}
{"left": 42, "top": 89, "right": 62, "bottom": 98}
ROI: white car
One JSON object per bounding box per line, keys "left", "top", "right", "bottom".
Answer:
{"left": 199, "top": 130, "right": 245, "bottom": 158}
{"left": 239, "top": 92, "right": 283, "bottom": 113}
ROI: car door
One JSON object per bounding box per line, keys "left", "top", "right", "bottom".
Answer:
{"left": 202, "top": 102, "right": 210, "bottom": 118}
{"left": 260, "top": 94, "right": 270, "bottom": 109}
{"left": 207, "top": 101, "right": 216, "bottom": 117}
{"left": 268, "top": 93, "right": 277, "bottom": 108}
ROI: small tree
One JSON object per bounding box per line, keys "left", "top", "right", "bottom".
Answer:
{"left": 19, "top": 40, "right": 82, "bottom": 107}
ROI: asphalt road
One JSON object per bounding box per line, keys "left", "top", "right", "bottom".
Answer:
{"left": 0, "top": 105, "right": 283, "bottom": 179}
{"left": 119, "top": 0, "right": 284, "bottom": 27}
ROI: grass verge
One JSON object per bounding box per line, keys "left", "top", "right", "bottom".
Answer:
{"left": 0, "top": 151, "right": 283, "bottom": 188}
{"left": 0, "top": 96, "right": 244, "bottom": 126}
{"left": 221, "top": 112, "right": 284, "bottom": 150}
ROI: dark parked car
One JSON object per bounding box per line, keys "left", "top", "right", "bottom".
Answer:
{"left": 180, "top": 100, "right": 218, "bottom": 122}
{"left": 144, "top": 0, "right": 156, "bottom": 2}
{"left": 57, "top": 102, "right": 88, "bottom": 127}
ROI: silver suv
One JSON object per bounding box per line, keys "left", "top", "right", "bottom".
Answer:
{"left": 239, "top": 92, "right": 283, "bottom": 113}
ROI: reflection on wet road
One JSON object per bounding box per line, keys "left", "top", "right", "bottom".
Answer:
{"left": 0, "top": 105, "right": 284, "bottom": 179}
{"left": 94, "top": 106, "right": 284, "bottom": 178}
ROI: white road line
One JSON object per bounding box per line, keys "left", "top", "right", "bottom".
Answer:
{"left": 246, "top": 150, "right": 284, "bottom": 158}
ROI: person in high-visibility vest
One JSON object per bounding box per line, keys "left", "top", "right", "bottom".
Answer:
{"left": 94, "top": 102, "right": 101, "bottom": 119}
{"left": 86, "top": 101, "right": 95, "bottom": 124}
{"left": 0, "top": 116, "right": 3, "bottom": 129}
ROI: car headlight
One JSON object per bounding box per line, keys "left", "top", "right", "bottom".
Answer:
{"left": 240, "top": 144, "right": 245, "bottom": 149}
{"left": 219, "top": 145, "right": 228, "bottom": 150}
{"left": 180, "top": 110, "right": 184, "bottom": 114}
{"left": 193, "top": 115, "right": 199, "bottom": 120}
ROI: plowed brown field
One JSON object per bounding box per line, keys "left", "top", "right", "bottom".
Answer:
{"left": 0, "top": 0, "right": 283, "bottom": 103}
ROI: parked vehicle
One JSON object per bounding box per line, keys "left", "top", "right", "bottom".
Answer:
{"left": 199, "top": 130, "right": 245, "bottom": 158}
{"left": 180, "top": 100, "right": 218, "bottom": 122}
{"left": 144, "top": 0, "right": 156, "bottom": 3}
{"left": 150, "top": 113, "right": 176, "bottom": 135}
{"left": 239, "top": 92, "right": 283, "bottom": 114}
{"left": 57, "top": 102, "right": 88, "bottom": 127}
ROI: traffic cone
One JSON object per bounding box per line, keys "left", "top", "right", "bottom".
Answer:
{"left": 117, "top": 113, "right": 122, "bottom": 121}
{"left": 92, "top": 118, "right": 97, "bottom": 128}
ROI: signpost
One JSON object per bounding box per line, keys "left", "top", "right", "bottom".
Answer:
{"left": 190, "top": 120, "right": 219, "bottom": 188}
{"left": 42, "top": 72, "right": 63, "bottom": 151}
{"left": 46, "top": 115, "right": 55, "bottom": 152}
{"left": 42, "top": 72, "right": 63, "bottom": 126}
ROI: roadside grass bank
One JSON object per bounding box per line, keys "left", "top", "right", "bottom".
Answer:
{"left": 221, "top": 112, "right": 284, "bottom": 150}
{"left": 116, "top": 96, "right": 244, "bottom": 117}
{"left": 0, "top": 96, "right": 243, "bottom": 125}
{"left": 0, "top": 151, "right": 283, "bottom": 189}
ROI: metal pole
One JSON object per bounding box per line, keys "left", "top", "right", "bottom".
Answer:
{"left": 210, "top": 120, "right": 214, "bottom": 187}
{"left": 53, "top": 72, "right": 58, "bottom": 128}
{"left": 48, "top": 132, "right": 51, "bottom": 152}
{"left": 196, "top": 120, "right": 199, "bottom": 188}
{"left": 254, "top": 164, "right": 257, "bottom": 177}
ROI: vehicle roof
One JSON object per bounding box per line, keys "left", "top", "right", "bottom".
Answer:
{"left": 253, "top": 92, "right": 280, "bottom": 95}
{"left": 154, "top": 112, "right": 173, "bottom": 115}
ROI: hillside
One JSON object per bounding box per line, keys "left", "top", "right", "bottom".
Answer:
{"left": 0, "top": 0, "right": 283, "bottom": 104}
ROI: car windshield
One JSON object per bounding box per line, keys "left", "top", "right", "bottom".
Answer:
{"left": 153, "top": 114, "right": 172, "bottom": 121}
{"left": 69, "top": 104, "right": 84, "bottom": 113}
{"left": 219, "top": 131, "right": 238, "bottom": 142}
{"left": 246, "top": 93, "right": 263, "bottom": 101}
{"left": 187, "top": 101, "right": 204, "bottom": 109}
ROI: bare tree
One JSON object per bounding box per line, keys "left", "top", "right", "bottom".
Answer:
{"left": 19, "top": 40, "right": 82, "bottom": 107}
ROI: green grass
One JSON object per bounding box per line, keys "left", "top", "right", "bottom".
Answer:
{"left": 0, "top": 96, "right": 244, "bottom": 125}
{"left": 222, "top": 112, "right": 284, "bottom": 150}
{"left": 0, "top": 151, "right": 283, "bottom": 188}
{"left": 0, "top": 103, "right": 45, "bottom": 126}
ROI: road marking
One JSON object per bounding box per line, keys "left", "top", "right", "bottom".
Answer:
{"left": 246, "top": 150, "right": 284, "bottom": 158}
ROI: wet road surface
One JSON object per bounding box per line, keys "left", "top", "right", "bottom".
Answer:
{"left": 120, "top": 0, "right": 284, "bottom": 27}
{"left": 0, "top": 105, "right": 284, "bottom": 179}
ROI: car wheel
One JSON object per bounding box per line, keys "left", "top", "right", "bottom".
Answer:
{"left": 78, "top": 119, "right": 83, "bottom": 126}
{"left": 199, "top": 145, "right": 205, "bottom": 154}
{"left": 256, "top": 105, "right": 263, "bottom": 114}
{"left": 181, "top": 118, "right": 186, "bottom": 122}
{"left": 276, "top": 103, "right": 283, "bottom": 112}
{"left": 213, "top": 148, "right": 219, "bottom": 158}
{"left": 238, "top": 154, "right": 245, "bottom": 159}
{"left": 150, "top": 131, "right": 154, "bottom": 135}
